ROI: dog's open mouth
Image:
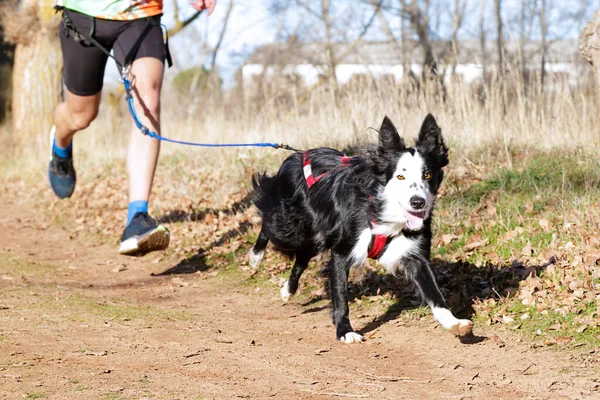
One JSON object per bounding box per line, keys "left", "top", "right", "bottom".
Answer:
{"left": 404, "top": 209, "right": 427, "bottom": 230}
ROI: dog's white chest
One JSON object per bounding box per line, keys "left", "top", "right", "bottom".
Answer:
{"left": 378, "top": 235, "right": 422, "bottom": 274}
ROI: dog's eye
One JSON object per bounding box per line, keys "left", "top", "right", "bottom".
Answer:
{"left": 397, "top": 175, "right": 405, "bottom": 181}
{"left": 424, "top": 171, "right": 432, "bottom": 180}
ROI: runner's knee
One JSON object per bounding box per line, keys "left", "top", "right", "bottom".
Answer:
{"left": 68, "top": 106, "right": 99, "bottom": 131}
{"left": 135, "top": 86, "right": 161, "bottom": 117}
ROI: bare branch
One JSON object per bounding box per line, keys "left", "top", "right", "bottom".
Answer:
{"left": 333, "top": 0, "right": 382, "bottom": 64}
{"left": 168, "top": 10, "right": 204, "bottom": 37}
{"left": 209, "top": 0, "right": 234, "bottom": 72}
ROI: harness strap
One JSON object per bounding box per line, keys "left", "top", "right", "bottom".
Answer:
{"left": 55, "top": 6, "right": 172, "bottom": 69}
{"left": 303, "top": 152, "right": 351, "bottom": 189}
{"left": 367, "top": 234, "right": 388, "bottom": 259}
{"left": 302, "top": 153, "right": 393, "bottom": 259}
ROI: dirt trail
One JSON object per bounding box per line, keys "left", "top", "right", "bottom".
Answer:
{"left": 0, "top": 196, "right": 598, "bottom": 399}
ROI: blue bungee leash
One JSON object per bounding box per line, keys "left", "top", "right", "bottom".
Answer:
{"left": 121, "top": 67, "right": 301, "bottom": 151}
{"left": 121, "top": 68, "right": 300, "bottom": 151}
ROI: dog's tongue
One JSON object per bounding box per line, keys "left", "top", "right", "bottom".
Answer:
{"left": 404, "top": 210, "right": 426, "bottom": 230}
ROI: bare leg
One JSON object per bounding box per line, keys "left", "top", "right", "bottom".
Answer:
{"left": 126, "top": 57, "right": 164, "bottom": 204}
{"left": 54, "top": 90, "right": 101, "bottom": 147}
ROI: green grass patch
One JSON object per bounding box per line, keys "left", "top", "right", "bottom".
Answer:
{"left": 101, "top": 394, "right": 123, "bottom": 400}
{"left": 57, "top": 293, "right": 193, "bottom": 323}
{"left": 448, "top": 153, "right": 600, "bottom": 206}
{"left": 25, "top": 393, "right": 45, "bottom": 399}
{"left": 476, "top": 300, "right": 600, "bottom": 346}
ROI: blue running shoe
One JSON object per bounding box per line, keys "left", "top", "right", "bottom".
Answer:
{"left": 48, "top": 126, "right": 77, "bottom": 199}
{"left": 48, "top": 126, "right": 76, "bottom": 199}
{"left": 119, "top": 212, "right": 170, "bottom": 257}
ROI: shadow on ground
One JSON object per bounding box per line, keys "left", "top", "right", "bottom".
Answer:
{"left": 297, "top": 256, "right": 555, "bottom": 342}
{"left": 154, "top": 194, "right": 254, "bottom": 276}
{"left": 157, "top": 194, "right": 253, "bottom": 224}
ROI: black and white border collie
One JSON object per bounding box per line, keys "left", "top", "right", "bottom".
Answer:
{"left": 249, "top": 114, "right": 473, "bottom": 343}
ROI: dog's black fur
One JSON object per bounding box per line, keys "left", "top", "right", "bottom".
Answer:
{"left": 249, "top": 114, "right": 472, "bottom": 342}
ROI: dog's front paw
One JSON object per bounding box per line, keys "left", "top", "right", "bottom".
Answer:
{"left": 449, "top": 319, "right": 473, "bottom": 337}
{"left": 279, "top": 280, "right": 291, "bottom": 303}
{"left": 338, "top": 332, "right": 364, "bottom": 344}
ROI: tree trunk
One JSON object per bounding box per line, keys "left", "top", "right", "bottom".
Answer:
{"left": 494, "top": 0, "right": 504, "bottom": 80}
{"left": 479, "top": 0, "right": 486, "bottom": 78}
{"left": 0, "top": 25, "right": 15, "bottom": 123}
{"left": 400, "top": 0, "right": 411, "bottom": 83}
{"left": 321, "top": 0, "right": 339, "bottom": 105}
{"left": 518, "top": 0, "right": 526, "bottom": 81}
{"left": 405, "top": 1, "right": 437, "bottom": 79}
{"left": 540, "top": 0, "right": 547, "bottom": 88}
{"left": 11, "top": 0, "right": 62, "bottom": 145}
{"left": 451, "top": 0, "right": 466, "bottom": 77}
{"left": 579, "top": 10, "right": 600, "bottom": 107}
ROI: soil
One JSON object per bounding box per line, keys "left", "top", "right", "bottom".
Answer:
{"left": 1, "top": 196, "right": 599, "bottom": 400}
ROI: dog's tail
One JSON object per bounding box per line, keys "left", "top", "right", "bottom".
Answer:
{"left": 251, "top": 173, "right": 276, "bottom": 216}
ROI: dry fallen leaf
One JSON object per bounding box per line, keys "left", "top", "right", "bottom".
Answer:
{"left": 465, "top": 238, "right": 489, "bottom": 251}
{"left": 492, "top": 334, "right": 505, "bottom": 348}
{"left": 555, "top": 336, "right": 573, "bottom": 345}
{"left": 441, "top": 233, "right": 458, "bottom": 244}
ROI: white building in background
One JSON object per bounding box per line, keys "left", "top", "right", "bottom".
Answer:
{"left": 242, "top": 39, "right": 589, "bottom": 91}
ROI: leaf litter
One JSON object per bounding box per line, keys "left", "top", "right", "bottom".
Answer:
{"left": 5, "top": 151, "right": 600, "bottom": 349}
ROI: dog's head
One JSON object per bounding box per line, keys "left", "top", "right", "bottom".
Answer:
{"left": 374, "top": 114, "right": 448, "bottom": 231}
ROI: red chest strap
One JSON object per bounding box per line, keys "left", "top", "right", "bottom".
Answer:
{"left": 303, "top": 152, "right": 352, "bottom": 189}
{"left": 367, "top": 233, "right": 388, "bottom": 259}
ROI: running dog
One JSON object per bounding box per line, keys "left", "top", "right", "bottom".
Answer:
{"left": 249, "top": 114, "right": 472, "bottom": 343}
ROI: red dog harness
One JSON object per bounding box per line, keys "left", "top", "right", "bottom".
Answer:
{"left": 302, "top": 151, "right": 390, "bottom": 259}
{"left": 302, "top": 152, "right": 352, "bottom": 188}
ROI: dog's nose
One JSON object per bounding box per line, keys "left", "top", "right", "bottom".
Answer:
{"left": 410, "top": 196, "right": 426, "bottom": 210}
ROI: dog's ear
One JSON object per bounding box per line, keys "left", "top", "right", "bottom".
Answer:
{"left": 378, "top": 116, "right": 405, "bottom": 157}
{"left": 415, "top": 114, "right": 449, "bottom": 167}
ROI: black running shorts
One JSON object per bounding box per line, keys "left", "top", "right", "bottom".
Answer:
{"left": 59, "top": 9, "right": 166, "bottom": 96}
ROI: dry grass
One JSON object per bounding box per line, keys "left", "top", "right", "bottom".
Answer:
{"left": 1, "top": 67, "right": 598, "bottom": 186}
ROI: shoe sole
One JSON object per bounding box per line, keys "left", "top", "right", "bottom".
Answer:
{"left": 119, "top": 225, "right": 170, "bottom": 257}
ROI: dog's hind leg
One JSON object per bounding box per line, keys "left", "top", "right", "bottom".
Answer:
{"left": 280, "top": 251, "right": 314, "bottom": 302}
{"left": 249, "top": 228, "right": 269, "bottom": 269}
{"left": 403, "top": 256, "right": 473, "bottom": 337}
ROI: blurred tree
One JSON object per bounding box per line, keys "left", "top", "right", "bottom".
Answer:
{"left": 450, "top": 0, "right": 467, "bottom": 77}
{"left": 173, "top": 66, "right": 223, "bottom": 95}
{"left": 580, "top": 10, "right": 600, "bottom": 105}
{"left": 403, "top": 0, "right": 438, "bottom": 79}
{"left": 494, "top": 0, "right": 504, "bottom": 80}
{"left": 480, "top": 0, "right": 487, "bottom": 77}
{"left": 540, "top": 0, "right": 548, "bottom": 87}
{"left": 265, "top": 0, "right": 379, "bottom": 103}
{"left": 0, "top": 14, "right": 15, "bottom": 123}
{"left": 9, "top": 0, "right": 62, "bottom": 144}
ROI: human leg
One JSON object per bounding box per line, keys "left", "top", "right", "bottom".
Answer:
{"left": 50, "top": 11, "right": 112, "bottom": 198}
{"left": 114, "top": 16, "right": 169, "bottom": 256}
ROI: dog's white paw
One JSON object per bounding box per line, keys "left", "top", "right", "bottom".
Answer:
{"left": 449, "top": 319, "right": 473, "bottom": 337}
{"left": 280, "top": 280, "right": 291, "bottom": 303}
{"left": 338, "top": 332, "right": 364, "bottom": 344}
{"left": 432, "top": 307, "right": 473, "bottom": 337}
{"left": 248, "top": 248, "right": 264, "bottom": 269}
